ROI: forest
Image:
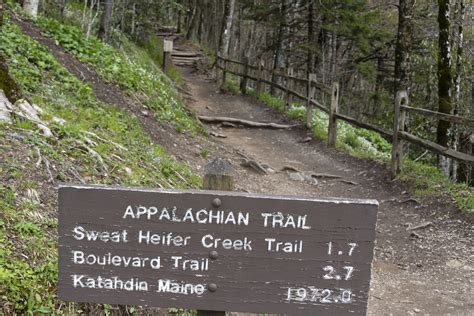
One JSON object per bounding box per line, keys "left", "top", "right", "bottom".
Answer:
{"left": 4, "top": 1, "right": 473, "bottom": 180}
{"left": 178, "top": 0, "right": 474, "bottom": 182}
{"left": 0, "top": 0, "right": 473, "bottom": 315}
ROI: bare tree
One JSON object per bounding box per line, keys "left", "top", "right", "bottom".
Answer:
{"left": 98, "top": 0, "right": 114, "bottom": 41}
{"left": 60, "top": 0, "right": 67, "bottom": 20}
{"left": 307, "top": 0, "right": 318, "bottom": 74}
{"left": 23, "top": 0, "right": 40, "bottom": 17}
{"left": 271, "top": 0, "right": 290, "bottom": 94}
{"left": 436, "top": 0, "right": 454, "bottom": 175}
{"left": 0, "top": 0, "right": 4, "bottom": 32}
{"left": 219, "top": 0, "right": 236, "bottom": 57}
{"left": 394, "top": 0, "right": 414, "bottom": 94}
{"left": 450, "top": 0, "right": 466, "bottom": 179}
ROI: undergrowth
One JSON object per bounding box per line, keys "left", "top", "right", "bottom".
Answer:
{"left": 34, "top": 16, "right": 203, "bottom": 135}
{"left": 0, "top": 17, "right": 200, "bottom": 314}
{"left": 400, "top": 160, "right": 474, "bottom": 212}
{"left": 245, "top": 84, "right": 473, "bottom": 212}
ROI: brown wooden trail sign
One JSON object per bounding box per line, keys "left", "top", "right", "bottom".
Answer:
{"left": 58, "top": 184, "right": 378, "bottom": 315}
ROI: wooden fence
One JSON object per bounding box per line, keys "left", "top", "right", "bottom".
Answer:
{"left": 215, "top": 55, "right": 474, "bottom": 175}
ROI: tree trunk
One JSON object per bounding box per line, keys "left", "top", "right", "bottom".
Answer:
{"left": 394, "top": 0, "right": 414, "bottom": 94}
{"left": 86, "top": 0, "right": 100, "bottom": 39}
{"left": 177, "top": 0, "right": 182, "bottom": 34}
{"left": 0, "top": 0, "right": 4, "bottom": 32}
{"left": 98, "top": 0, "right": 113, "bottom": 41}
{"left": 436, "top": 0, "right": 453, "bottom": 175}
{"left": 219, "top": 0, "right": 235, "bottom": 57}
{"left": 120, "top": 0, "right": 126, "bottom": 32}
{"left": 60, "top": 0, "right": 67, "bottom": 20}
{"left": 131, "top": 2, "right": 136, "bottom": 36}
{"left": 185, "top": 0, "right": 197, "bottom": 40}
{"left": 23, "top": 0, "right": 40, "bottom": 17}
{"left": 197, "top": 4, "right": 203, "bottom": 43}
{"left": 307, "top": 0, "right": 317, "bottom": 74}
{"left": 451, "top": 0, "right": 465, "bottom": 180}
{"left": 271, "top": 0, "right": 290, "bottom": 95}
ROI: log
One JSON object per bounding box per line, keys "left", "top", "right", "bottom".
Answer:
{"left": 310, "top": 173, "right": 342, "bottom": 179}
{"left": 172, "top": 57, "right": 201, "bottom": 61}
{"left": 171, "top": 51, "right": 200, "bottom": 58}
{"left": 198, "top": 116, "right": 298, "bottom": 129}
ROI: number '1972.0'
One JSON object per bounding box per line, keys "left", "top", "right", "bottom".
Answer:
{"left": 286, "top": 287, "right": 353, "bottom": 304}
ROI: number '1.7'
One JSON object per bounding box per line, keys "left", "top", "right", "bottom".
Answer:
{"left": 327, "top": 242, "right": 357, "bottom": 256}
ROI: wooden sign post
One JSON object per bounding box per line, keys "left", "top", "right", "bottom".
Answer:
{"left": 163, "top": 39, "right": 173, "bottom": 72}
{"left": 198, "top": 157, "right": 234, "bottom": 316}
{"left": 58, "top": 168, "right": 378, "bottom": 315}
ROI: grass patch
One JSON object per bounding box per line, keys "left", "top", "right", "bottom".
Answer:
{"left": 221, "top": 74, "right": 241, "bottom": 95}
{"left": 400, "top": 160, "right": 474, "bottom": 213}
{"left": 257, "top": 92, "right": 286, "bottom": 112}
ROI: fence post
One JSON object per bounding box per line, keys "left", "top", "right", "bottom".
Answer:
{"left": 240, "top": 56, "right": 249, "bottom": 94}
{"left": 256, "top": 59, "right": 264, "bottom": 95}
{"left": 391, "top": 90, "right": 408, "bottom": 176}
{"left": 285, "top": 67, "right": 294, "bottom": 110}
{"left": 197, "top": 157, "right": 235, "bottom": 316}
{"left": 327, "top": 82, "right": 340, "bottom": 148}
{"left": 306, "top": 73, "right": 317, "bottom": 129}
{"left": 162, "top": 39, "right": 173, "bottom": 72}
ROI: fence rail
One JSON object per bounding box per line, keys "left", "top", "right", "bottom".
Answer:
{"left": 215, "top": 55, "right": 474, "bottom": 174}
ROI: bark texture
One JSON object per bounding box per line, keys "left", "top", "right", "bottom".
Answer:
{"left": 98, "top": 0, "right": 114, "bottom": 41}
{"left": 23, "top": 0, "right": 39, "bottom": 17}
{"left": 394, "top": 0, "right": 414, "bottom": 94}
{"left": 436, "top": 0, "right": 453, "bottom": 174}
{"left": 219, "top": 0, "right": 236, "bottom": 57}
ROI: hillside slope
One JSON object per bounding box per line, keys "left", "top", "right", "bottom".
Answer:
{"left": 0, "top": 13, "right": 201, "bottom": 314}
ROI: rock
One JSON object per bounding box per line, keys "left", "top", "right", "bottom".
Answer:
{"left": 288, "top": 172, "right": 319, "bottom": 185}
{"left": 289, "top": 172, "right": 305, "bottom": 182}
{"left": 30, "top": 103, "right": 44, "bottom": 114}
{"left": 16, "top": 99, "right": 42, "bottom": 123}
{"left": 446, "top": 259, "right": 463, "bottom": 269}
{"left": 210, "top": 131, "right": 227, "bottom": 138}
{"left": 124, "top": 167, "right": 133, "bottom": 176}
{"left": 52, "top": 116, "right": 66, "bottom": 125}
{"left": 304, "top": 174, "right": 318, "bottom": 186}
{"left": 0, "top": 89, "right": 13, "bottom": 124}
{"left": 38, "top": 124, "right": 53, "bottom": 138}
{"left": 141, "top": 110, "right": 149, "bottom": 117}
{"left": 299, "top": 136, "right": 312, "bottom": 143}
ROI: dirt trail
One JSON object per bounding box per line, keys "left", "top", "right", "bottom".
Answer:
{"left": 14, "top": 17, "right": 472, "bottom": 315}
{"left": 178, "top": 63, "right": 473, "bottom": 315}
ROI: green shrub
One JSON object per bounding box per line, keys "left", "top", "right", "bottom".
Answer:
{"left": 35, "top": 17, "right": 202, "bottom": 135}
{"left": 258, "top": 92, "right": 286, "bottom": 112}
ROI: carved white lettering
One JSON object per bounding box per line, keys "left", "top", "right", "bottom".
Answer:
{"left": 201, "top": 234, "right": 252, "bottom": 251}
{"left": 73, "top": 226, "right": 128, "bottom": 243}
